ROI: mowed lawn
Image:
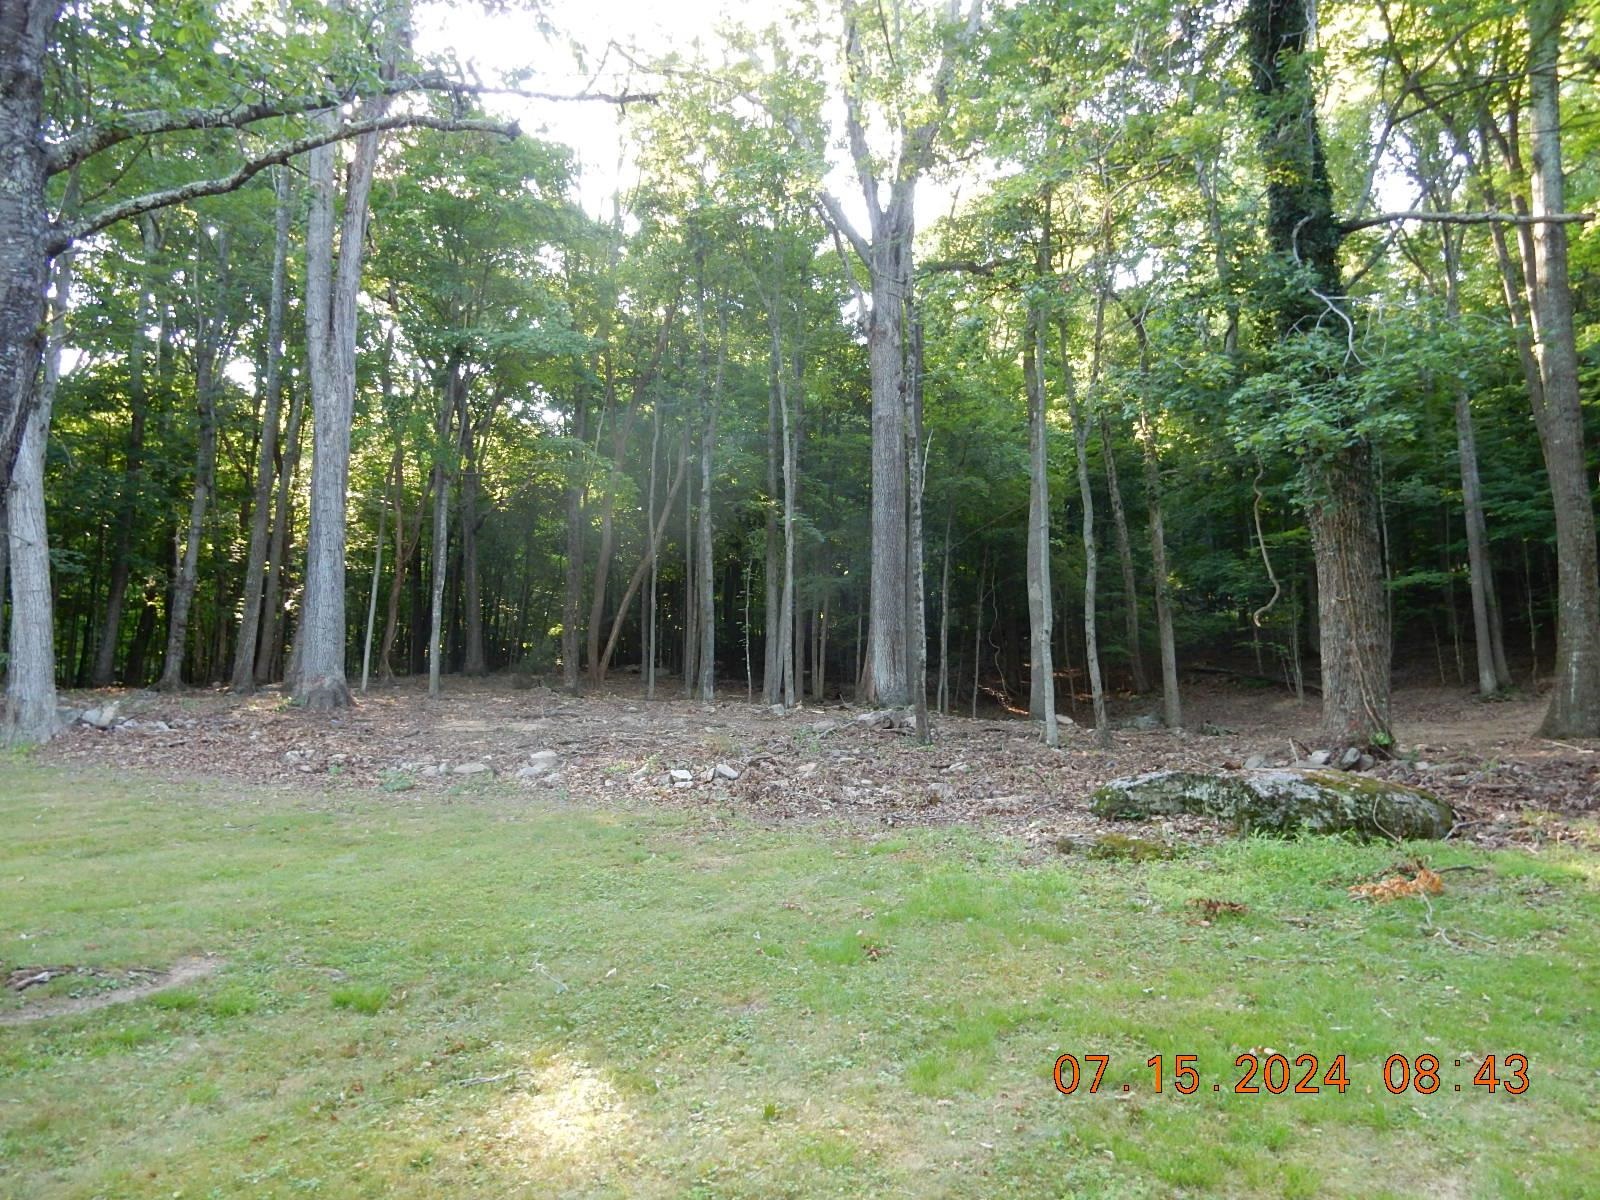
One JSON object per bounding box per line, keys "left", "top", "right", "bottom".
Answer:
{"left": 2, "top": 764, "right": 1597, "bottom": 1199}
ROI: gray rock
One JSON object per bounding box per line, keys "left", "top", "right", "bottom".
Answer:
{"left": 1308, "top": 749, "right": 1333, "bottom": 767}
{"left": 1090, "top": 768, "right": 1454, "bottom": 840}
{"left": 1243, "top": 754, "right": 1267, "bottom": 770}
{"left": 669, "top": 768, "right": 693, "bottom": 784}
{"left": 55, "top": 706, "right": 83, "bottom": 729}
{"left": 1338, "top": 746, "right": 1363, "bottom": 771}
{"left": 521, "top": 750, "right": 559, "bottom": 777}
{"left": 452, "top": 762, "right": 491, "bottom": 776}
{"left": 714, "top": 763, "right": 740, "bottom": 781}
{"left": 1128, "top": 713, "right": 1162, "bottom": 731}
{"left": 81, "top": 702, "right": 121, "bottom": 730}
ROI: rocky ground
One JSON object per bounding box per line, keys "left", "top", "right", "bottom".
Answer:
{"left": 39, "top": 673, "right": 1600, "bottom": 854}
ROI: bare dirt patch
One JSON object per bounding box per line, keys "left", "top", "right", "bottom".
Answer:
{"left": 0, "top": 955, "right": 223, "bottom": 1024}
{"left": 39, "top": 674, "right": 1600, "bottom": 851}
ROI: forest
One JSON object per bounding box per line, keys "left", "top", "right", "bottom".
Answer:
{"left": 4, "top": 3, "right": 1600, "bottom": 1194}
{"left": 1, "top": 0, "right": 1594, "bottom": 751}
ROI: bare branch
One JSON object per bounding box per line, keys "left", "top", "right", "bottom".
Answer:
{"left": 1340, "top": 209, "right": 1591, "bottom": 234}
{"left": 46, "top": 72, "right": 652, "bottom": 176}
{"left": 53, "top": 113, "right": 517, "bottom": 252}
{"left": 816, "top": 190, "right": 872, "bottom": 263}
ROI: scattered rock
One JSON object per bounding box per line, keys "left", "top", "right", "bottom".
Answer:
{"left": 520, "top": 750, "right": 559, "bottom": 777}
{"left": 1090, "top": 769, "right": 1455, "bottom": 840}
{"left": 80, "top": 703, "right": 121, "bottom": 730}
{"left": 714, "top": 763, "right": 740, "bottom": 781}
{"left": 669, "top": 768, "right": 693, "bottom": 784}
{"left": 1124, "top": 713, "right": 1162, "bottom": 731}
{"left": 452, "top": 762, "right": 491, "bottom": 776}
{"left": 1307, "top": 749, "right": 1332, "bottom": 767}
{"left": 1243, "top": 754, "right": 1267, "bottom": 770}
{"left": 1338, "top": 746, "right": 1363, "bottom": 771}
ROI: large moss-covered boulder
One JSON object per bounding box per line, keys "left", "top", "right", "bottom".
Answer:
{"left": 1090, "top": 769, "right": 1454, "bottom": 840}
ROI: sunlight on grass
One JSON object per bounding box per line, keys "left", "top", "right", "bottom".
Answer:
{"left": 1, "top": 763, "right": 1597, "bottom": 1199}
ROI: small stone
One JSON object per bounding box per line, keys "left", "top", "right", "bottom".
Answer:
{"left": 521, "top": 750, "right": 559, "bottom": 777}
{"left": 1129, "top": 713, "right": 1162, "bottom": 731}
{"left": 714, "top": 763, "right": 740, "bottom": 781}
{"left": 700, "top": 767, "right": 716, "bottom": 783}
{"left": 81, "top": 703, "right": 121, "bottom": 730}
{"left": 1338, "top": 747, "right": 1362, "bottom": 771}
{"left": 673, "top": 780, "right": 693, "bottom": 789}
{"left": 421, "top": 764, "right": 444, "bottom": 777}
{"left": 1308, "top": 749, "right": 1333, "bottom": 767}
{"left": 452, "top": 762, "right": 491, "bottom": 775}
{"left": 769, "top": 704, "right": 787, "bottom": 716}
{"left": 669, "top": 768, "right": 693, "bottom": 783}
{"left": 1243, "top": 754, "right": 1267, "bottom": 770}
{"left": 1357, "top": 753, "right": 1375, "bottom": 772}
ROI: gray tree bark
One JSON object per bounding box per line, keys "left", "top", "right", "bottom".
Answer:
{"left": 93, "top": 213, "right": 162, "bottom": 686}
{"left": 1024, "top": 309, "right": 1057, "bottom": 747}
{"left": 231, "top": 170, "right": 292, "bottom": 691}
{"left": 158, "top": 234, "right": 228, "bottom": 691}
{"left": 0, "top": 1, "right": 55, "bottom": 507}
{"left": 1525, "top": 0, "right": 1600, "bottom": 737}
{"left": 3, "top": 239, "right": 70, "bottom": 745}
{"left": 256, "top": 382, "right": 303, "bottom": 683}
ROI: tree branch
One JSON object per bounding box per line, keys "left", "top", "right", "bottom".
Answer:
{"left": 1340, "top": 209, "right": 1591, "bottom": 234}
{"left": 45, "top": 72, "right": 653, "bottom": 177}
{"left": 52, "top": 113, "right": 517, "bottom": 252}
{"left": 817, "top": 190, "right": 872, "bottom": 263}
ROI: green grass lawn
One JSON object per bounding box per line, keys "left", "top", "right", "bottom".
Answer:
{"left": 2, "top": 764, "right": 1597, "bottom": 1198}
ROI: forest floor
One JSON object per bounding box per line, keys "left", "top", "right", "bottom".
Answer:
{"left": 36, "top": 672, "right": 1600, "bottom": 853}
{"left": 5, "top": 676, "right": 1599, "bottom": 1197}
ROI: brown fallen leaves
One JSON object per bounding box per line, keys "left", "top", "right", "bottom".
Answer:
{"left": 1349, "top": 861, "right": 1444, "bottom": 902}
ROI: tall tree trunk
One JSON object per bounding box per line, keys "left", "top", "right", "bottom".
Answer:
{"left": 1248, "top": 0, "right": 1390, "bottom": 747}
{"left": 1443, "top": 240, "right": 1511, "bottom": 696}
{"left": 295, "top": 2, "right": 400, "bottom": 709}
{"left": 256, "top": 383, "right": 303, "bottom": 683}
{"left": 3, "top": 240, "right": 70, "bottom": 745}
{"left": 426, "top": 371, "right": 459, "bottom": 697}
{"left": 1308, "top": 444, "right": 1390, "bottom": 741}
{"left": 93, "top": 214, "right": 162, "bottom": 687}
{"left": 562, "top": 391, "right": 585, "bottom": 692}
{"left": 0, "top": 1, "right": 54, "bottom": 506}
{"left": 1063, "top": 327, "right": 1109, "bottom": 747}
{"left": 864, "top": 225, "right": 910, "bottom": 706}
{"left": 938, "top": 506, "right": 952, "bottom": 715}
{"left": 646, "top": 402, "right": 662, "bottom": 698}
{"left": 1025, "top": 307, "right": 1057, "bottom": 747}
{"left": 1525, "top": 0, "right": 1600, "bottom": 737}
{"left": 359, "top": 478, "right": 387, "bottom": 693}
{"left": 231, "top": 170, "right": 292, "bottom": 692}
{"left": 378, "top": 444, "right": 423, "bottom": 682}
{"left": 158, "top": 237, "right": 227, "bottom": 691}
{"left": 1099, "top": 415, "right": 1147, "bottom": 693}
{"left": 683, "top": 440, "right": 697, "bottom": 696}
{"left": 597, "top": 437, "right": 688, "bottom": 676}
{"left": 1130, "top": 323, "right": 1182, "bottom": 729}
{"left": 764, "top": 308, "right": 783, "bottom": 704}
{"left": 696, "top": 313, "right": 724, "bottom": 704}
{"left": 459, "top": 393, "right": 487, "bottom": 676}
{"left": 778, "top": 341, "right": 798, "bottom": 708}
{"left": 906, "top": 307, "right": 929, "bottom": 741}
